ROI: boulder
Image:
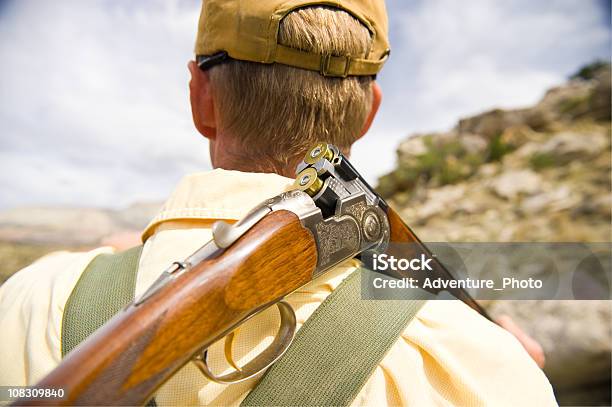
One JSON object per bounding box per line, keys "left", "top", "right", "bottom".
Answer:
{"left": 538, "top": 131, "right": 607, "bottom": 162}
{"left": 459, "top": 133, "right": 488, "bottom": 154}
{"left": 489, "top": 169, "right": 542, "bottom": 199}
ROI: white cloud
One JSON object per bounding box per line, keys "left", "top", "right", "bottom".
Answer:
{"left": 0, "top": 0, "right": 609, "bottom": 206}
{"left": 0, "top": 0, "right": 207, "bottom": 208}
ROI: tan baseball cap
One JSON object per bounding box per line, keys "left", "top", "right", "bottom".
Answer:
{"left": 195, "top": 0, "right": 389, "bottom": 78}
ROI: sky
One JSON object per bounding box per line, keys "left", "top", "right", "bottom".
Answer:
{"left": 0, "top": 0, "right": 610, "bottom": 209}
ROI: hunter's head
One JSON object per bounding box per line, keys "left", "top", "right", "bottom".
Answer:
{"left": 188, "top": 0, "right": 389, "bottom": 176}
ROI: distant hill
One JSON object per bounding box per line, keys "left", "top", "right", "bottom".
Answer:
{"left": 0, "top": 202, "right": 160, "bottom": 282}
{"left": 0, "top": 202, "right": 160, "bottom": 246}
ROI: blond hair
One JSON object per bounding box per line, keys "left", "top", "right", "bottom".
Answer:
{"left": 208, "top": 6, "right": 374, "bottom": 168}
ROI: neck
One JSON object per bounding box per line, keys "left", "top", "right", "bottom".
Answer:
{"left": 209, "top": 138, "right": 302, "bottom": 178}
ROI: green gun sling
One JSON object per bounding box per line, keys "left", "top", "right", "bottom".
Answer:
{"left": 241, "top": 268, "right": 426, "bottom": 406}
{"left": 61, "top": 246, "right": 143, "bottom": 357}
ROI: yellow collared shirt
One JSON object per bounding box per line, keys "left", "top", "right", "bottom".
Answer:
{"left": 0, "top": 169, "right": 557, "bottom": 406}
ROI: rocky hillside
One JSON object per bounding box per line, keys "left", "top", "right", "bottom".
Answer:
{"left": 378, "top": 62, "right": 610, "bottom": 243}
{"left": 377, "top": 61, "right": 611, "bottom": 405}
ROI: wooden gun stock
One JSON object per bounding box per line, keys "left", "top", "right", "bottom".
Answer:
{"left": 17, "top": 210, "right": 317, "bottom": 406}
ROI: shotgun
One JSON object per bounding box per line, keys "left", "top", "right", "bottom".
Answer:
{"left": 15, "top": 142, "right": 489, "bottom": 406}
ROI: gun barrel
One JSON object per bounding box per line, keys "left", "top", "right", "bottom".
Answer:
{"left": 385, "top": 208, "right": 491, "bottom": 319}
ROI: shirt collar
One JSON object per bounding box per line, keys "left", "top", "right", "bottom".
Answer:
{"left": 142, "top": 169, "right": 294, "bottom": 241}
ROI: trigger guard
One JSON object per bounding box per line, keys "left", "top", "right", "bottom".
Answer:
{"left": 192, "top": 300, "right": 297, "bottom": 384}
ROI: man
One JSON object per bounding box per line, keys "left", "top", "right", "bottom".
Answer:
{"left": 0, "top": 0, "right": 555, "bottom": 405}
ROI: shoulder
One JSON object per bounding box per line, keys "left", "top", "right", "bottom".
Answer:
{"left": 389, "top": 300, "right": 557, "bottom": 405}
{"left": 0, "top": 247, "right": 113, "bottom": 385}
{"left": 1, "top": 248, "right": 115, "bottom": 315}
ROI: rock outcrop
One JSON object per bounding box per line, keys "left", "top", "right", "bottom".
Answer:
{"left": 377, "top": 62, "right": 611, "bottom": 405}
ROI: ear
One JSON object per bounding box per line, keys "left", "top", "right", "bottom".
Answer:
{"left": 188, "top": 60, "right": 217, "bottom": 140}
{"left": 358, "top": 81, "right": 382, "bottom": 139}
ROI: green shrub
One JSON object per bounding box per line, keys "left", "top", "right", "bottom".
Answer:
{"left": 488, "top": 133, "right": 514, "bottom": 162}
{"left": 558, "top": 94, "right": 590, "bottom": 116}
{"left": 530, "top": 153, "right": 557, "bottom": 170}
{"left": 570, "top": 60, "right": 610, "bottom": 81}
{"left": 377, "top": 135, "right": 489, "bottom": 197}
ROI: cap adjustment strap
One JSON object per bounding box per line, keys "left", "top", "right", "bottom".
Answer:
{"left": 320, "top": 54, "right": 350, "bottom": 78}
{"left": 274, "top": 44, "right": 387, "bottom": 77}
